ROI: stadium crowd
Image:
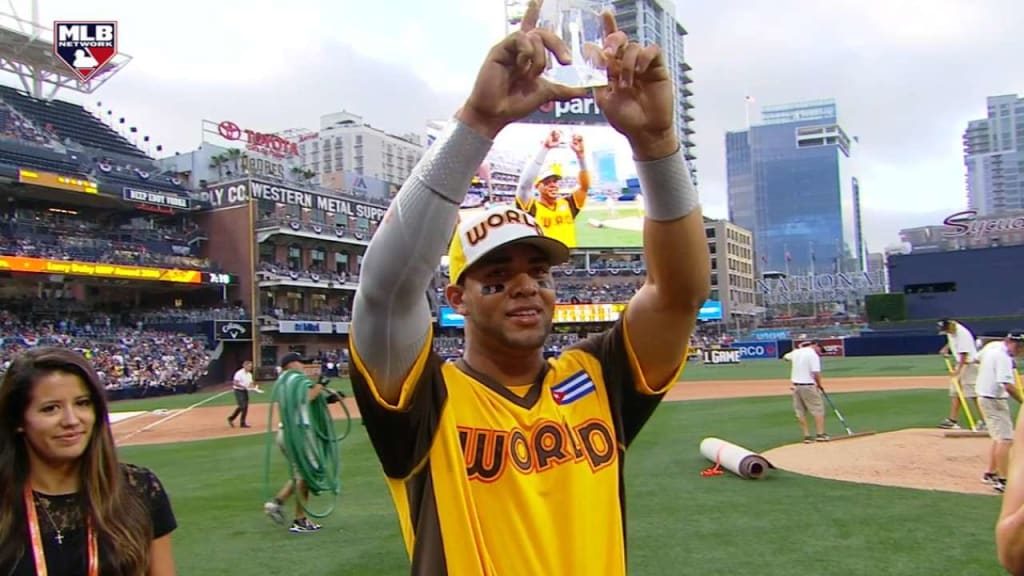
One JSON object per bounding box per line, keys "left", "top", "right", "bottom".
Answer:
{"left": 0, "top": 311, "right": 211, "bottom": 398}
{"left": 0, "top": 101, "right": 57, "bottom": 146}
{"left": 0, "top": 207, "right": 212, "bottom": 270}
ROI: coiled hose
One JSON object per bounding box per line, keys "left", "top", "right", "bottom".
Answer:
{"left": 263, "top": 369, "right": 351, "bottom": 519}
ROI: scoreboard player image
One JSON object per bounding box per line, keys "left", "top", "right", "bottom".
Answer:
{"left": 514, "top": 130, "right": 591, "bottom": 248}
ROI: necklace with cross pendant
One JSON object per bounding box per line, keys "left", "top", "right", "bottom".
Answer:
{"left": 38, "top": 498, "right": 67, "bottom": 545}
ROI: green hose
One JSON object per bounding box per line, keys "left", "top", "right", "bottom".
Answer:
{"left": 263, "top": 369, "right": 351, "bottom": 520}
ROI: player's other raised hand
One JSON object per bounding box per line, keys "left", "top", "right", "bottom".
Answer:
{"left": 571, "top": 133, "right": 585, "bottom": 155}
{"left": 458, "top": 0, "right": 588, "bottom": 139}
{"left": 593, "top": 10, "right": 678, "bottom": 161}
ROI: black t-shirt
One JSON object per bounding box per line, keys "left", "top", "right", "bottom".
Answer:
{"left": 7, "top": 463, "right": 177, "bottom": 576}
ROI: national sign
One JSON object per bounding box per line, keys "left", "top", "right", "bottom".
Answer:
{"left": 53, "top": 22, "right": 118, "bottom": 82}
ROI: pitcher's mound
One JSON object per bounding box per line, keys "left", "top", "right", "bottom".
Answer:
{"left": 762, "top": 428, "right": 997, "bottom": 496}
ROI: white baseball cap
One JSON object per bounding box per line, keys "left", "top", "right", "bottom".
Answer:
{"left": 447, "top": 205, "right": 570, "bottom": 285}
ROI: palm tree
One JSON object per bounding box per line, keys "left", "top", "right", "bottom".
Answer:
{"left": 227, "top": 148, "right": 242, "bottom": 174}
{"left": 209, "top": 154, "right": 225, "bottom": 180}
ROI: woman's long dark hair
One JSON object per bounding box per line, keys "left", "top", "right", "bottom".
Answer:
{"left": 0, "top": 347, "right": 152, "bottom": 575}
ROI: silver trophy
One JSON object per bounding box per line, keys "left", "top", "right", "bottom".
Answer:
{"left": 538, "top": 0, "right": 612, "bottom": 88}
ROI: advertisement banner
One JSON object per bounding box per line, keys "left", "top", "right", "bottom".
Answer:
{"left": 202, "top": 178, "right": 387, "bottom": 226}
{"left": 214, "top": 320, "right": 252, "bottom": 341}
{"left": 0, "top": 255, "right": 204, "bottom": 283}
{"left": 521, "top": 96, "right": 608, "bottom": 126}
{"left": 701, "top": 348, "right": 741, "bottom": 365}
{"left": 796, "top": 338, "right": 845, "bottom": 357}
{"left": 278, "top": 321, "right": 333, "bottom": 334}
{"left": 698, "top": 300, "right": 723, "bottom": 321}
{"left": 123, "top": 187, "right": 192, "bottom": 211}
{"left": 18, "top": 168, "right": 98, "bottom": 194}
{"left": 438, "top": 306, "right": 466, "bottom": 328}
{"left": 732, "top": 341, "right": 780, "bottom": 360}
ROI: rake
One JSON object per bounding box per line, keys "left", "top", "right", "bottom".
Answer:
{"left": 818, "top": 384, "right": 877, "bottom": 440}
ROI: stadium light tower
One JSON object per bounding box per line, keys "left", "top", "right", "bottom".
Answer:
{"left": 0, "top": 0, "right": 132, "bottom": 99}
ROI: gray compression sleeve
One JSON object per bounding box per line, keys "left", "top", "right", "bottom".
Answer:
{"left": 635, "top": 147, "right": 700, "bottom": 222}
{"left": 352, "top": 120, "right": 493, "bottom": 389}
{"left": 516, "top": 144, "right": 549, "bottom": 207}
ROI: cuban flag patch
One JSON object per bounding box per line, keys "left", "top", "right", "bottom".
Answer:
{"left": 551, "top": 370, "right": 596, "bottom": 405}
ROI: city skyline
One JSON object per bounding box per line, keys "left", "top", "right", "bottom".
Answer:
{"left": 0, "top": 0, "right": 1019, "bottom": 254}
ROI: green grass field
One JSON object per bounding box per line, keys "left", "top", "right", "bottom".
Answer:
{"left": 112, "top": 355, "right": 1008, "bottom": 575}
{"left": 573, "top": 202, "right": 644, "bottom": 248}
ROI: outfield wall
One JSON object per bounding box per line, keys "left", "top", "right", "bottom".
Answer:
{"left": 720, "top": 333, "right": 948, "bottom": 362}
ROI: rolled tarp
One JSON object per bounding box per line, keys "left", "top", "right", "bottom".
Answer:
{"left": 699, "top": 437, "right": 774, "bottom": 480}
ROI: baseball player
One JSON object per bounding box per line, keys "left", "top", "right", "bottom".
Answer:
{"left": 515, "top": 129, "right": 590, "bottom": 248}
{"left": 974, "top": 333, "right": 1024, "bottom": 493}
{"left": 937, "top": 318, "right": 985, "bottom": 430}
{"left": 783, "top": 341, "right": 830, "bottom": 443}
{"left": 263, "top": 352, "right": 342, "bottom": 533}
{"left": 227, "top": 360, "right": 260, "bottom": 428}
{"left": 348, "top": 6, "right": 710, "bottom": 575}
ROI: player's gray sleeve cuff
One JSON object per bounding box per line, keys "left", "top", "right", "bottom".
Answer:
{"left": 413, "top": 119, "right": 494, "bottom": 205}
{"left": 635, "top": 147, "right": 700, "bottom": 222}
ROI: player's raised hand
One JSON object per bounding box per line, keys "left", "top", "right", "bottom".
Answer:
{"left": 544, "top": 129, "right": 561, "bottom": 149}
{"left": 592, "top": 11, "right": 677, "bottom": 161}
{"left": 571, "top": 134, "right": 585, "bottom": 155}
{"left": 458, "top": 0, "right": 588, "bottom": 139}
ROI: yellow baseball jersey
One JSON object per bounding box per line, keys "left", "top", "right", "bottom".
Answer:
{"left": 349, "top": 317, "right": 684, "bottom": 575}
{"left": 517, "top": 195, "right": 580, "bottom": 248}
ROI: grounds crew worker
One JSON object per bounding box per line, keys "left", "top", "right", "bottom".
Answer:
{"left": 975, "top": 333, "right": 1024, "bottom": 494}
{"left": 348, "top": 4, "right": 711, "bottom": 574}
{"left": 783, "top": 341, "right": 829, "bottom": 443}
{"left": 938, "top": 318, "right": 985, "bottom": 431}
{"left": 993, "top": 334, "right": 1024, "bottom": 574}
{"left": 263, "top": 352, "right": 342, "bottom": 533}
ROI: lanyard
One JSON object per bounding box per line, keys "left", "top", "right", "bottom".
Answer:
{"left": 23, "top": 485, "right": 99, "bottom": 576}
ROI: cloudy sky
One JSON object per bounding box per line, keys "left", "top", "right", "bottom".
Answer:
{"left": 7, "top": 0, "right": 1022, "bottom": 251}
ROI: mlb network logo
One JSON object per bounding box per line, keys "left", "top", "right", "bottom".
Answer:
{"left": 53, "top": 21, "right": 118, "bottom": 82}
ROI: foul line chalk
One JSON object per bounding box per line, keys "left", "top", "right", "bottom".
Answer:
{"left": 116, "top": 390, "right": 232, "bottom": 443}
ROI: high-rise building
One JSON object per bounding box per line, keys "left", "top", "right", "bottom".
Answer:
{"left": 964, "top": 94, "right": 1024, "bottom": 214}
{"left": 705, "top": 217, "right": 756, "bottom": 320}
{"left": 611, "top": 0, "right": 696, "bottom": 180}
{"left": 297, "top": 111, "right": 425, "bottom": 188}
{"left": 726, "top": 98, "right": 862, "bottom": 276}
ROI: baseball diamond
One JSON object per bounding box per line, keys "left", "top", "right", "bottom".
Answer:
{"left": 103, "top": 354, "right": 1017, "bottom": 574}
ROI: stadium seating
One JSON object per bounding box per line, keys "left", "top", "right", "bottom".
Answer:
{"left": 0, "top": 85, "right": 148, "bottom": 159}
{"left": 0, "top": 209, "right": 213, "bottom": 270}
{"left": 91, "top": 158, "right": 191, "bottom": 194}
{"left": 0, "top": 138, "right": 88, "bottom": 175}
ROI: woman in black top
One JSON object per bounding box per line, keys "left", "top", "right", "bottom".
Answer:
{"left": 0, "top": 347, "right": 177, "bottom": 575}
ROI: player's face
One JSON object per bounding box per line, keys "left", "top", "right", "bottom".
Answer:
{"left": 538, "top": 177, "right": 561, "bottom": 201}
{"left": 455, "top": 244, "right": 556, "bottom": 351}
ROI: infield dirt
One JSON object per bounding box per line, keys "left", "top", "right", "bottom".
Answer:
{"left": 112, "top": 375, "right": 991, "bottom": 495}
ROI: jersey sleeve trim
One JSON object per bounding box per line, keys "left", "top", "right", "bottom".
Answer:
{"left": 567, "top": 194, "right": 581, "bottom": 218}
{"left": 517, "top": 195, "right": 537, "bottom": 215}
{"left": 349, "top": 322, "right": 434, "bottom": 412}
{"left": 622, "top": 313, "right": 686, "bottom": 395}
